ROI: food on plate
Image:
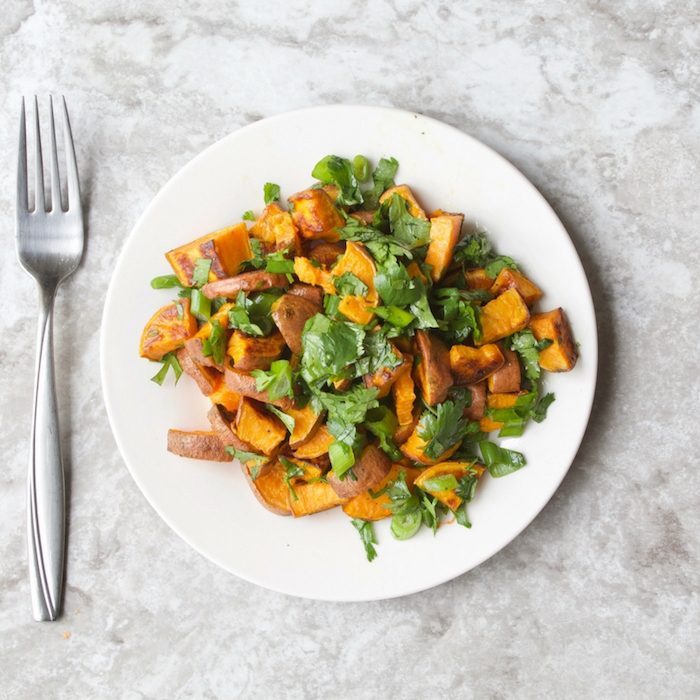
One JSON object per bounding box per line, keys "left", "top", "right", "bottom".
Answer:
{"left": 142, "top": 154, "right": 578, "bottom": 561}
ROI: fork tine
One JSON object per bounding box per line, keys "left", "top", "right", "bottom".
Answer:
{"left": 60, "top": 96, "right": 80, "bottom": 211}
{"left": 17, "top": 97, "right": 28, "bottom": 213}
{"left": 33, "top": 96, "right": 45, "bottom": 213}
{"left": 48, "top": 96, "right": 62, "bottom": 212}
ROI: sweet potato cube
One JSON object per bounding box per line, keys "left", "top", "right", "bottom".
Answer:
{"left": 293, "top": 257, "right": 336, "bottom": 295}
{"left": 476, "top": 289, "right": 530, "bottom": 345}
{"left": 165, "top": 222, "right": 253, "bottom": 286}
{"left": 449, "top": 343, "right": 505, "bottom": 385}
{"left": 242, "top": 461, "right": 291, "bottom": 516}
{"left": 425, "top": 213, "right": 464, "bottom": 282}
{"left": 332, "top": 241, "right": 379, "bottom": 324}
{"left": 529, "top": 308, "right": 578, "bottom": 372}
{"left": 289, "top": 188, "right": 344, "bottom": 241}
{"left": 414, "top": 461, "right": 485, "bottom": 511}
{"left": 292, "top": 425, "right": 333, "bottom": 459}
{"left": 184, "top": 303, "right": 233, "bottom": 369}
{"left": 250, "top": 203, "right": 302, "bottom": 254}
{"left": 289, "top": 481, "right": 347, "bottom": 517}
{"left": 465, "top": 268, "right": 495, "bottom": 291}
{"left": 286, "top": 404, "right": 323, "bottom": 449}
{"left": 139, "top": 299, "right": 197, "bottom": 360}
{"left": 176, "top": 348, "right": 220, "bottom": 396}
{"left": 208, "top": 378, "right": 242, "bottom": 412}
{"left": 489, "top": 268, "right": 543, "bottom": 306}
{"left": 364, "top": 348, "right": 410, "bottom": 398}
{"left": 465, "top": 382, "right": 486, "bottom": 420}
{"left": 235, "top": 398, "right": 286, "bottom": 456}
{"left": 479, "top": 392, "right": 519, "bottom": 432}
{"left": 227, "top": 330, "right": 287, "bottom": 371}
{"left": 342, "top": 464, "right": 421, "bottom": 521}
{"left": 379, "top": 185, "right": 427, "bottom": 219}
{"left": 392, "top": 367, "right": 416, "bottom": 427}
{"left": 487, "top": 347, "right": 521, "bottom": 393}
{"left": 400, "top": 428, "right": 460, "bottom": 465}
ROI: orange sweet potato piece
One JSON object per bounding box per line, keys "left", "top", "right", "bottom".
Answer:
{"left": 289, "top": 480, "right": 347, "bottom": 517}
{"left": 293, "top": 257, "right": 336, "bottom": 295}
{"left": 529, "top": 308, "right": 578, "bottom": 372}
{"left": 489, "top": 268, "right": 542, "bottom": 307}
{"left": 479, "top": 392, "right": 519, "bottom": 432}
{"left": 207, "top": 404, "right": 253, "bottom": 451}
{"left": 425, "top": 213, "right": 464, "bottom": 282}
{"left": 327, "top": 444, "right": 392, "bottom": 498}
{"left": 292, "top": 425, "right": 333, "bottom": 459}
{"left": 242, "top": 461, "right": 291, "bottom": 515}
{"left": 465, "top": 268, "right": 494, "bottom": 291}
{"left": 400, "top": 427, "right": 460, "bottom": 465}
{"left": 476, "top": 289, "right": 530, "bottom": 345}
{"left": 449, "top": 343, "right": 505, "bottom": 385}
{"left": 286, "top": 404, "right": 323, "bottom": 449}
{"left": 392, "top": 370, "right": 416, "bottom": 428}
{"left": 167, "top": 430, "right": 231, "bottom": 462}
{"left": 289, "top": 188, "right": 344, "bottom": 241}
{"left": 235, "top": 398, "right": 286, "bottom": 456}
{"left": 139, "top": 299, "right": 197, "bottom": 360}
{"left": 414, "top": 461, "right": 486, "bottom": 511}
{"left": 364, "top": 348, "right": 410, "bottom": 398}
{"left": 464, "top": 382, "right": 486, "bottom": 420}
{"left": 379, "top": 185, "right": 427, "bottom": 219}
{"left": 165, "top": 223, "right": 252, "bottom": 286}
{"left": 208, "top": 378, "right": 242, "bottom": 412}
{"left": 250, "top": 203, "right": 302, "bottom": 254}
{"left": 227, "top": 330, "right": 287, "bottom": 371}
{"left": 271, "top": 293, "right": 320, "bottom": 354}
{"left": 487, "top": 348, "right": 521, "bottom": 393}
{"left": 176, "top": 348, "right": 220, "bottom": 395}
{"left": 224, "top": 368, "right": 293, "bottom": 409}
{"left": 414, "top": 330, "right": 453, "bottom": 405}
{"left": 332, "top": 241, "right": 379, "bottom": 325}
{"left": 184, "top": 303, "right": 233, "bottom": 370}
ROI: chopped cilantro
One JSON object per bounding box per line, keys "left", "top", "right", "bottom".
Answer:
{"left": 191, "top": 257, "right": 212, "bottom": 287}
{"left": 333, "top": 272, "right": 369, "bottom": 297}
{"left": 351, "top": 519, "right": 378, "bottom": 562}
{"left": 201, "top": 320, "right": 226, "bottom": 365}
{"left": 242, "top": 210, "right": 256, "bottom": 221}
{"left": 479, "top": 441, "right": 526, "bottom": 477}
{"left": 251, "top": 360, "right": 294, "bottom": 400}
{"left": 263, "top": 182, "right": 280, "bottom": 205}
{"left": 362, "top": 157, "right": 398, "bottom": 210}
{"left": 150, "top": 351, "right": 182, "bottom": 386}
{"left": 311, "top": 155, "right": 363, "bottom": 206}
{"left": 418, "top": 395, "right": 470, "bottom": 460}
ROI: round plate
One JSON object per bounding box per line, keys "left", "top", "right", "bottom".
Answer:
{"left": 101, "top": 106, "right": 597, "bottom": 601}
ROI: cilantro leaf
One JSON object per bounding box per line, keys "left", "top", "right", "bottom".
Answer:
{"left": 228, "top": 290, "right": 279, "bottom": 336}
{"left": 150, "top": 274, "right": 183, "bottom": 290}
{"left": 351, "top": 519, "right": 378, "bottom": 562}
{"left": 263, "top": 182, "right": 280, "bottom": 205}
{"left": 362, "top": 156, "right": 399, "bottom": 210}
{"left": 383, "top": 194, "right": 431, "bottom": 249}
{"left": 484, "top": 256, "right": 518, "bottom": 278}
{"left": 507, "top": 330, "right": 551, "bottom": 381}
{"left": 432, "top": 288, "right": 482, "bottom": 343}
{"left": 532, "top": 392, "right": 556, "bottom": 422}
{"left": 191, "top": 257, "right": 212, "bottom": 287}
{"left": 251, "top": 360, "right": 294, "bottom": 400}
{"left": 355, "top": 330, "right": 402, "bottom": 377}
{"left": 418, "top": 395, "right": 470, "bottom": 460}
{"left": 333, "top": 272, "right": 368, "bottom": 297}
{"left": 201, "top": 320, "right": 226, "bottom": 365}
{"left": 242, "top": 210, "right": 256, "bottom": 221}
{"left": 311, "top": 155, "right": 363, "bottom": 206}
{"left": 374, "top": 260, "right": 424, "bottom": 307}
{"left": 224, "top": 446, "right": 268, "bottom": 476}
{"left": 279, "top": 456, "right": 305, "bottom": 500}
{"left": 364, "top": 407, "right": 401, "bottom": 460}
{"left": 314, "top": 385, "right": 379, "bottom": 445}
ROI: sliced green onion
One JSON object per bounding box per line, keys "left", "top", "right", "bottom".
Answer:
{"left": 190, "top": 288, "right": 211, "bottom": 321}
{"left": 329, "top": 441, "right": 355, "bottom": 478}
{"left": 353, "top": 155, "right": 371, "bottom": 182}
{"left": 390, "top": 510, "right": 422, "bottom": 540}
{"left": 479, "top": 440, "right": 526, "bottom": 478}
{"left": 374, "top": 305, "right": 415, "bottom": 328}
{"left": 421, "top": 474, "right": 459, "bottom": 492}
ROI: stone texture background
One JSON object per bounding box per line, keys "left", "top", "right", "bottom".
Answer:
{"left": 1, "top": 1, "right": 698, "bottom": 698}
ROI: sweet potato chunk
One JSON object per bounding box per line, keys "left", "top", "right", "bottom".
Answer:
{"left": 165, "top": 223, "right": 252, "bottom": 286}
{"left": 379, "top": 185, "right": 427, "bottom": 219}
{"left": 289, "top": 188, "right": 344, "bottom": 241}
{"left": 286, "top": 404, "right": 323, "bottom": 449}
{"left": 184, "top": 303, "right": 233, "bottom": 370}
{"left": 331, "top": 241, "right": 379, "bottom": 324}
{"left": 288, "top": 282, "right": 324, "bottom": 307}
{"left": 224, "top": 367, "right": 293, "bottom": 409}
{"left": 292, "top": 425, "right": 333, "bottom": 459}
{"left": 327, "top": 444, "right": 392, "bottom": 498}
{"left": 293, "top": 257, "right": 336, "bottom": 295}
{"left": 271, "top": 293, "right": 320, "bottom": 354}
{"left": 342, "top": 464, "right": 421, "bottom": 521}
{"left": 529, "top": 308, "right": 578, "bottom": 372}
{"left": 289, "top": 481, "right": 347, "bottom": 517}
{"left": 242, "top": 461, "right": 291, "bottom": 515}
{"left": 208, "top": 378, "right": 242, "bottom": 412}
{"left": 308, "top": 241, "right": 346, "bottom": 267}
{"left": 250, "top": 203, "right": 302, "bottom": 254}
{"left": 227, "top": 330, "right": 287, "bottom": 371}
{"left": 414, "top": 330, "right": 453, "bottom": 405}
{"left": 139, "top": 299, "right": 197, "bottom": 360}
{"left": 364, "top": 347, "right": 410, "bottom": 398}
{"left": 479, "top": 392, "right": 519, "bottom": 432}
{"left": 449, "top": 344, "right": 505, "bottom": 385}
{"left": 476, "top": 289, "right": 530, "bottom": 345}
{"left": 400, "top": 429, "right": 460, "bottom": 465}
{"left": 465, "top": 268, "right": 495, "bottom": 291}
{"left": 207, "top": 404, "right": 252, "bottom": 451}
{"left": 235, "top": 398, "right": 286, "bottom": 456}
{"left": 464, "top": 382, "right": 486, "bottom": 420}
{"left": 425, "top": 213, "right": 464, "bottom": 282}
{"left": 414, "top": 461, "right": 486, "bottom": 511}
{"left": 176, "top": 348, "right": 220, "bottom": 395}
{"left": 487, "top": 348, "right": 521, "bottom": 393}
{"left": 167, "top": 430, "right": 231, "bottom": 462}
{"left": 489, "top": 268, "right": 542, "bottom": 307}
{"left": 201, "top": 271, "right": 289, "bottom": 299}
{"left": 392, "top": 370, "right": 416, "bottom": 428}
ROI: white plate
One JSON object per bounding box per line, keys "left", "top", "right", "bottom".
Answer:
{"left": 101, "top": 105, "right": 597, "bottom": 601}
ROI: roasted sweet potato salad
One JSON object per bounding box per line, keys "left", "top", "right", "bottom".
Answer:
{"left": 140, "top": 155, "right": 578, "bottom": 561}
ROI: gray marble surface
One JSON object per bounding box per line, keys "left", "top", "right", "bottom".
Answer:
{"left": 1, "top": 1, "right": 698, "bottom": 698}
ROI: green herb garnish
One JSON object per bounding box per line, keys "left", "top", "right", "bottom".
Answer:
{"left": 263, "top": 182, "right": 281, "bottom": 205}
{"left": 251, "top": 360, "right": 294, "bottom": 400}
{"left": 351, "top": 519, "right": 378, "bottom": 562}
{"left": 150, "top": 351, "right": 183, "bottom": 386}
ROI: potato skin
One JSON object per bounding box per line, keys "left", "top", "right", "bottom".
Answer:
{"left": 464, "top": 382, "right": 486, "bottom": 420}
{"left": 271, "top": 293, "right": 320, "bottom": 354}
{"left": 288, "top": 282, "right": 324, "bottom": 307}
{"left": 487, "top": 348, "right": 521, "bottom": 393}
{"left": 308, "top": 241, "right": 346, "bottom": 267}
{"left": 201, "top": 271, "right": 289, "bottom": 299}
{"left": 176, "top": 348, "right": 220, "bottom": 395}
{"left": 327, "top": 444, "right": 392, "bottom": 498}
{"left": 167, "top": 429, "right": 231, "bottom": 461}
{"left": 224, "top": 367, "right": 293, "bottom": 409}
{"left": 207, "top": 404, "right": 252, "bottom": 451}
{"left": 414, "top": 330, "right": 453, "bottom": 406}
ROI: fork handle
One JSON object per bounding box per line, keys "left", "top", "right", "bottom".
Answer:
{"left": 28, "top": 283, "right": 65, "bottom": 621}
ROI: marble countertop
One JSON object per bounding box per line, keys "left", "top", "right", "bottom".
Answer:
{"left": 1, "top": 1, "right": 698, "bottom": 698}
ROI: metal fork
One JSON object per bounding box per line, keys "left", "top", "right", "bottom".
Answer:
{"left": 16, "top": 96, "right": 84, "bottom": 621}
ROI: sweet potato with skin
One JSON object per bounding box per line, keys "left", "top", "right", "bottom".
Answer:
{"left": 400, "top": 429, "right": 461, "bottom": 465}
{"left": 139, "top": 299, "right": 197, "bottom": 361}
{"left": 207, "top": 404, "right": 252, "bottom": 451}
{"left": 476, "top": 289, "right": 530, "bottom": 345}
{"left": 327, "top": 444, "right": 392, "bottom": 498}
{"left": 392, "top": 370, "right": 416, "bottom": 428}
{"left": 286, "top": 404, "right": 323, "bottom": 449}
{"left": 176, "top": 348, "right": 220, "bottom": 395}
{"left": 289, "top": 188, "right": 344, "bottom": 241}
{"left": 292, "top": 425, "right": 333, "bottom": 459}
{"left": 464, "top": 382, "right": 486, "bottom": 420}
{"left": 331, "top": 241, "right": 379, "bottom": 324}
{"left": 414, "top": 461, "right": 486, "bottom": 511}
{"left": 289, "top": 481, "right": 347, "bottom": 517}
{"left": 479, "top": 392, "right": 520, "bottom": 432}
{"left": 414, "top": 330, "right": 453, "bottom": 406}
{"left": 208, "top": 378, "right": 242, "bottom": 413}
{"left": 292, "top": 257, "right": 336, "bottom": 295}
{"left": 449, "top": 344, "right": 505, "bottom": 385}
{"left": 364, "top": 348, "right": 410, "bottom": 398}
{"left": 529, "top": 308, "right": 578, "bottom": 372}
{"left": 184, "top": 303, "right": 233, "bottom": 370}
{"left": 342, "top": 464, "right": 421, "bottom": 521}
{"left": 242, "top": 461, "right": 291, "bottom": 515}
{"left": 489, "top": 268, "right": 542, "bottom": 307}
{"left": 165, "top": 223, "right": 252, "bottom": 286}
{"left": 308, "top": 241, "right": 346, "bottom": 267}
{"left": 465, "top": 268, "right": 495, "bottom": 291}
{"left": 250, "top": 203, "right": 302, "bottom": 255}
{"left": 201, "top": 271, "right": 289, "bottom": 299}
{"left": 224, "top": 367, "right": 293, "bottom": 409}
{"left": 487, "top": 348, "right": 521, "bottom": 393}
{"left": 288, "top": 282, "right": 324, "bottom": 307}
{"left": 350, "top": 210, "right": 375, "bottom": 225}
{"left": 167, "top": 430, "right": 232, "bottom": 462}
{"left": 425, "top": 213, "right": 464, "bottom": 282}
{"left": 235, "top": 398, "right": 286, "bottom": 456}
{"left": 227, "top": 330, "right": 287, "bottom": 371}
{"left": 271, "top": 293, "right": 320, "bottom": 354}
{"left": 379, "top": 185, "right": 427, "bottom": 219}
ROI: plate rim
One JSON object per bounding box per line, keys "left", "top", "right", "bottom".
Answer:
{"left": 100, "top": 104, "right": 598, "bottom": 601}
